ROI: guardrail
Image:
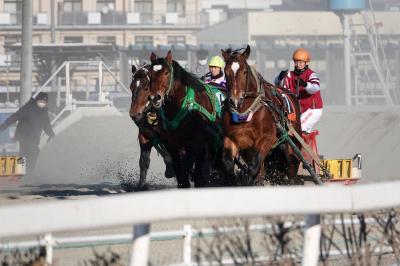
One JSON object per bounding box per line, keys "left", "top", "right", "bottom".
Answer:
{"left": 0, "top": 181, "right": 400, "bottom": 265}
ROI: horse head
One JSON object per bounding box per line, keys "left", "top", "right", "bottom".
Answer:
{"left": 129, "top": 64, "right": 151, "bottom": 122}
{"left": 148, "top": 51, "right": 174, "bottom": 109}
{"left": 222, "top": 45, "right": 254, "bottom": 110}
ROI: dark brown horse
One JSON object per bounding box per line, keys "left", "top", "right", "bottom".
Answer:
{"left": 221, "top": 45, "right": 303, "bottom": 185}
{"left": 129, "top": 64, "right": 174, "bottom": 190}
{"left": 147, "top": 51, "right": 222, "bottom": 188}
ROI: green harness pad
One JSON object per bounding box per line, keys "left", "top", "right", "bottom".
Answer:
{"left": 160, "top": 83, "right": 222, "bottom": 131}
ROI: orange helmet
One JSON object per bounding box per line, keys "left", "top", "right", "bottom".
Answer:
{"left": 292, "top": 48, "right": 311, "bottom": 63}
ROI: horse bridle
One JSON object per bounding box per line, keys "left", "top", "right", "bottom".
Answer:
{"left": 132, "top": 65, "right": 151, "bottom": 110}
{"left": 228, "top": 58, "right": 263, "bottom": 110}
{"left": 149, "top": 61, "right": 174, "bottom": 108}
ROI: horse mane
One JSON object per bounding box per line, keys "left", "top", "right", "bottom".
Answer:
{"left": 153, "top": 57, "right": 204, "bottom": 91}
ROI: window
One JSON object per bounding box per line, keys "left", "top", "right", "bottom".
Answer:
{"left": 167, "top": 0, "right": 185, "bottom": 16}
{"left": 4, "top": 0, "right": 22, "bottom": 24}
{"left": 135, "top": 0, "right": 153, "bottom": 13}
{"left": 4, "top": 35, "right": 20, "bottom": 46}
{"left": 135, "top": 36, "right": 153, "bottom": 46}
{"left": 167, "top": 36, "right": 186, "bottom": 45}
{"left": 97, "top": 0, "right": 115, "bottom": 12}
{"left": 64, "top": 36, "right": 83, "bottom": 43}
{"left": 97, "top": 36, "right": 116, "bottom": 44}
{"left": 63, "top": 0, "right": 82, "bottom": 12}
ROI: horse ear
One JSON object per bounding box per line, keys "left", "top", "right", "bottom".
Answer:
{"left": 221, "top": 49, "right": 229, "bottom": 62}
{"left": 166, "top": 50, "right": 173, "bottom": 64}
{"left": 131, "top": 65, "right": 137, "bottom": 74}
{"left": 242, "top": 45, "right": 251, "bottom": 59}
{"left": 150, "top": 52, "right": 157, "bottom": 64}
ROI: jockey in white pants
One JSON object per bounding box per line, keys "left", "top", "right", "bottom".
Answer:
{"left": 274, "top": 48, "right": 323, "bottom": 133}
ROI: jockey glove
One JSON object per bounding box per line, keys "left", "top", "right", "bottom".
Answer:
{"left": 278, "top": 70, "right": 287, "bottom": 81}
{"left": 297, "top": 78, "right": 308, "bottom": 87}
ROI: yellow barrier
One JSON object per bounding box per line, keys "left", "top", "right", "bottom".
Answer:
{"left": 0, "top": 156, "right": 26, "bottom": 176}
{"left": 323, "top": 159, "right": 353, "bottom": 180}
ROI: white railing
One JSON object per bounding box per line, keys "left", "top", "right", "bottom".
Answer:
{"left": 0, "top": 218, "right": 375, "bottom": 265}
{"left": 33, "top": 60, "right": 130, "bottom": 126}
{"left": 0, "top": 182, "right": 400, "bottom": 265}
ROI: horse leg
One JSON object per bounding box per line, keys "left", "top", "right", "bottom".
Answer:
{"left": 240, "top": 147, "right": 263, "bottom": 186}
{"left": 162, "top": 153, "right": 175, "bottom": 178}
{"left": 192, "top": 142, "right": 210, "bottom": 188}
{"left": 221, "top": 137, "right": 239, "bottom": 185}
{"left": 138, "top": 134, "right": 152, "bottom": 190}
{"left": 285, "top": 144, "right": 302, "bottom": 185}
{"left": 174, "top": 153, "right": 191, "bottom": 189}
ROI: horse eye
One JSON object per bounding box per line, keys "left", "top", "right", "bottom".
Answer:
{"left": 164, "top": 71, "right": 169, "bottom": 75}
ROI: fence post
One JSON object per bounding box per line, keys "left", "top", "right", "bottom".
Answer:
{"left": 129, "top": 223, "right": 150, "bottom": 266}
{"left": 302, "top": 214, "right": 321, "bottom": 266}
{"left": 183, "top": 224, "right": 192, "bottom": 266}
{"left": 44, "top": 233, "right": 54, "bottom": 265}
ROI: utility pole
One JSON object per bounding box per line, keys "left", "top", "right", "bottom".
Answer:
{"left": 343, "top": 14, "right": 352, "bottom": 106}
{"left": 51, "top": 0, "right": 55, "bottom": 42}
{"left": 50, "top": 0, "right": 59, "bottom": 106}
{"left": 20, "top": 0, "right": 33, "bottom": 106}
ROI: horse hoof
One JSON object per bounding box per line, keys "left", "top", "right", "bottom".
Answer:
{"left": 165, "top": 167, "right": 176, "bottom": 179}
{"left": 135, "top": 184, "right": 150, "bottom": 191}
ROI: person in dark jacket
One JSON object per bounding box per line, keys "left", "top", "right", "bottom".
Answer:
{"left": 0, "top": 92, "right": 55, "bottom": 174}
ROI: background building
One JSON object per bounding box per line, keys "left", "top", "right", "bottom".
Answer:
{"left": 0, "top": 0, "right": 399, "bottom": 106}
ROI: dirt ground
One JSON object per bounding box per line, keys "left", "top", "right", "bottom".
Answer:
{"left": 0, "top": 106, "right": 399, "bottom": 265}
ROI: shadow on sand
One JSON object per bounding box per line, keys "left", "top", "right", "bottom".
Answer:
{"left": 0, "top": 182, "right": 173, "bottom": 200}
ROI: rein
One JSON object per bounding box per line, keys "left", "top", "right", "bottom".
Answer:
{"left": 165, "top": 62, "right": 174, "bottom": 96}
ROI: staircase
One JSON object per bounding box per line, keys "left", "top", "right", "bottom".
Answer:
{"left": 34, "top": 61, "right": 130, "bottom": 145}
{"left": 349, "top": 0, "right": 397, "bottom": 105}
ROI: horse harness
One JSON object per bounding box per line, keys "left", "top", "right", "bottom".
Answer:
{"left": 228, "top": 63, "right": 294, "bottom": 127}
{"left": 227, "top": 62, "right": 301, "bottom": 150}
{"left": 158, "top": 62, "right": 221, "bottom": 131}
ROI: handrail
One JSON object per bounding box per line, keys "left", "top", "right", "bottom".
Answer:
{"left": 101, "top": 62, "right": 131, "bottom": 95}
{"left": 0, "top": 181, "right": 400, "bottom": 239}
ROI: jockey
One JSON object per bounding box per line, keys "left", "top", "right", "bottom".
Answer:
{"left": 203, "top": 56, "right": 227, "bottom": 88}
{"left": 203, "top": 55, "right": 227, "bottom": 104}
{"left": 274, "top": 48, "right": 323, "bottom": 133}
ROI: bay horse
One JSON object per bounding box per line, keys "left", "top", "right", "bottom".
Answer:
{"left": 147, "top": 51, "right": 222, "bottom": 188}
{"left": 129, "top": 64, "right": 174, "bottom": 190}
{"left": 221, "top": 45, "right": 303, "bottom": 185}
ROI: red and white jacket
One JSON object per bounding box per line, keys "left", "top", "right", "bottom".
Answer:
{"left": 277, "top": 68, "right": 323, "bottom": 113}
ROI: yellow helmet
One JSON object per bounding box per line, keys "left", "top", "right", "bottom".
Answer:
{"left": 292, "top": 48, "right": 311, "bottom": 63}
{"left": 208, "top": 56, "right": 225, "bottom": 68}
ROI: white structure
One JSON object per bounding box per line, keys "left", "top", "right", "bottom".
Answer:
{"left": 1, "top": 181, "right": 400, "bottom": 265}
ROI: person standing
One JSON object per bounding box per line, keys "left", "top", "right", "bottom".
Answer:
{"left": 0, "top": 92, "right": 55, "bottom": 174}
{"left": 190, "top": 49, "right": 209, "bottom": 78}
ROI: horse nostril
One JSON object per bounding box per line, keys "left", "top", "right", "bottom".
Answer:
{"left": 155, "top": 94, "right": 161, "bottom": 101}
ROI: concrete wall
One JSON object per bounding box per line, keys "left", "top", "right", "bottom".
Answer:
{"left": 196, "top": 14, "right": 249, "bottom": 45}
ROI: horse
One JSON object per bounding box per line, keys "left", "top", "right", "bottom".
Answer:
{"left": 147, "top": 51, "right": 222, "bottom": 188}
{"left": 129, "top": 64, "right": 174, "bottom": 190}
{"left": 221, "top": 45, "right": 303, "bottom": 185}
